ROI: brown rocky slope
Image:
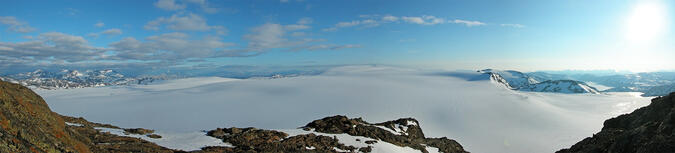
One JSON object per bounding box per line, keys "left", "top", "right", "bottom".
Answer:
{"left": 558, "top": 92, "right": 675, "bottom": 153}
{"left": 0, "top": 80, "right": 176, "bottom": 153}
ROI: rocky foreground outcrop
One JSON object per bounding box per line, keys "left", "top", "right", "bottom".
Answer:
{"left": 203, "top": 115, "right": 468, "bottom": 153}
{"left": 557, "top": 92, "right": 675, "bottom": 153}
{"left": 0, "top": 80, "right": 468, "bottom": 153}
{"left": 0, "top": 80, "right": 175, "bottom": 153}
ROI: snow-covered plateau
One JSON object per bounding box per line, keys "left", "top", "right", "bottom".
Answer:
{"left": 35, "top": 66, "right": 653, "bottom": 153}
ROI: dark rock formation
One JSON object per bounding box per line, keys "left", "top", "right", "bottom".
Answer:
{"left": 304, "top": 115, "right": 467, "bottom": 153}
{"left": 205, "top": 115, "right": 468, "bottom": 153}
{"left": 558, "top": 92, "right": 675, "bottom": 153}
{"left": 205, "top": 127, "right": 358, "bottom": 153}
{"left": 124, "top": 128, "right": 155, "bottom": 135}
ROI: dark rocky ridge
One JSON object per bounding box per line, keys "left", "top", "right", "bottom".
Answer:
{"left": 557, "top": 92, "right": 675, "bottom": 153}
{"left": 204, "top": 115, "right": 468, "bottom": 153}
{"left": 304, "top": 115, "right": 467, "bottom": 153}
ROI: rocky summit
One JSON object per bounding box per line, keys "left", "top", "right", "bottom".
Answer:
{"left": 204, "top": 115, "right": 468, "bottom": 153}
{"left": 557, "top": 92, "right": 675, "bottom": 153}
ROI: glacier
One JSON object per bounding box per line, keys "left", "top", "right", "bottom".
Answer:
{"left": 34, "top": 66, "right": 652, "bottom": 153}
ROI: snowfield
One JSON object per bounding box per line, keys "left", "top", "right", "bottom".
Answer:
{"left": 35, "top": 66, "right": 652, "bottom": 153}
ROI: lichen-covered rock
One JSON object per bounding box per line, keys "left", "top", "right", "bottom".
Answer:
{"left": 0, "top": 80, "right": 91, "bottom": 153}
{"left": 0, "top": 80, "right": 175, "bottom": 153}
{"left": 558, "top": 92, "right": 675, "bottom": 153}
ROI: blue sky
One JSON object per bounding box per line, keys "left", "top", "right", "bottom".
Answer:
{"left": 0, "top": 0, "right": 673, "bottom": 74}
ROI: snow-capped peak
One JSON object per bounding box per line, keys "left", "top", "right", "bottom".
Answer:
{"left": 478, "top": 69, "right": 600, "bottom": 94}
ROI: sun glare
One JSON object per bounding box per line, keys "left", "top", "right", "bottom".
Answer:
{"left": 625, "top": 2, "right": 668, "bottom": 43}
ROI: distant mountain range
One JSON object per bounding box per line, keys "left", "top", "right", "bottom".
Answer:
{"left": 530, "top": 71, "right": 675, "bottom": 96}
{"left": 0, "top": 69, "right": 306, "bottom": 90}
{"left": 478, "top": 69, "right": 675, "bottom": 96}
{"left": 4, "top": 68, "right": 674, "bottom": 96}
{"left": 478, "top": 69, "right": 600, "bottom": 94}
{"left": 0, "top": 69, "right": 175, "bottom": 89}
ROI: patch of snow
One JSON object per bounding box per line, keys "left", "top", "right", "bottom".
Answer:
{"left": 585, "top": 82, "right": 612, "bottom": 91}
{"left": 424, "top": 145, "right": 441, "bottom": 153}
{"left": 406, "top": 120, "right": 417, "bottom": 126}
{"left": 396, "top": 124, "right": 409, "bottom": 134}
{"left": 65, "top": 122, "right": 83, "bottom": 127}
{"left": 94, "top": 127, "right": 232, "bottom": 151}
{"left": 373, "top": 125, "right": 402, "bottom": 135}
{"left": 334, "top": 147, "right": 349, "bottom": 152}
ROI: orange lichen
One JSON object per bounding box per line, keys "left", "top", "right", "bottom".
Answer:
{"left": 53, "top": 129, "right": 65, "bottom": 139}
{"left": 0, "top": 113, "right": 9, "bottom": 130}
{"left": 29, "top": 146, "right": 39, "bottom": 153}
{"left": 73, "top": 142, "right": 91, "bottom": 153}
{"left": 15, "top": 96, "right": 35, "bottom": 114}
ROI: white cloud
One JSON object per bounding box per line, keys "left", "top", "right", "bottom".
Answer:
{"left": 88, "top": 28, "right": 123, "bottom": 38}
{"left": 324, "top": 15, "right": 487, "bottom": 32}
{"left": 94, "top": 21, "right": 105, "bottom": 27}
{"left": 297, "top": 17, "right": 313, "bottom": 25}
{"left": 360, "top": 19, "right": 379, "bottom": 27}
{"left": 294, "top": 44, "right": 362, "bottom": 51}
{"left": 284, "top": 24, "right": 310, "bottom": 31}
{"left": 0, "top": 16, "right": 36, "bottom": 33}
{"left": 144, "top": 13, "right": 227, "bottom": 35}
{"left": 401, "top": 16, "right": 425, "bottom": 24}
{"left": 244, "top": 23, "right": 287, "bottom": 50}
{"left": 290, "top": 32, "right": 306, "bottom": 37}
{"left": 452, "top": 19, "right": 486, "bottom": 27}
{"left": 401, "top": 16, "right": 445, "bottom": 25}
{"left": 109, "top": 32, "right": 236, "bottom": 60}
{"left": 322, "top": 27, "right": 338, "bottom": 32}
{"left": 322, "top": 19, "right": 377, "bottom": 31}
{"left": 0, "top": 32, "right": 105, "bottom": 63}
{"left": 185, "top": 0, "right": 219, "bottom": 13}
{"left": 382, "top": 15, "right": 399, "bottom": 22}
{"left": 154, "top": 0, "right": 186, "bottom": 10}
{"left": 102, "top": 28, "right": 123, "bottom": 35}
{"left": 279, "top": 0, "right": 304, "bottom": 3}
{"left": 336, "top": 21, "right": 361, "bottom": 27}
{"left": 500, "top": 23, "right": 525, "bottom": 28}
{"left": 154, "top": 0, "right": 220, "bottom": 13}
{"left": 243, "top": 21, "right": 358, "bottom": 52}
{"left": 63, "top": 8, "right": 80, "bottom": 16}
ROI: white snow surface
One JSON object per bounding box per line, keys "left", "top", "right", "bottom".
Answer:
{"left": 94, "top": 127, "right": 232, "bottom": 151}
{"left": 35, "top": 66, "right": 652, "bottom": 153}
